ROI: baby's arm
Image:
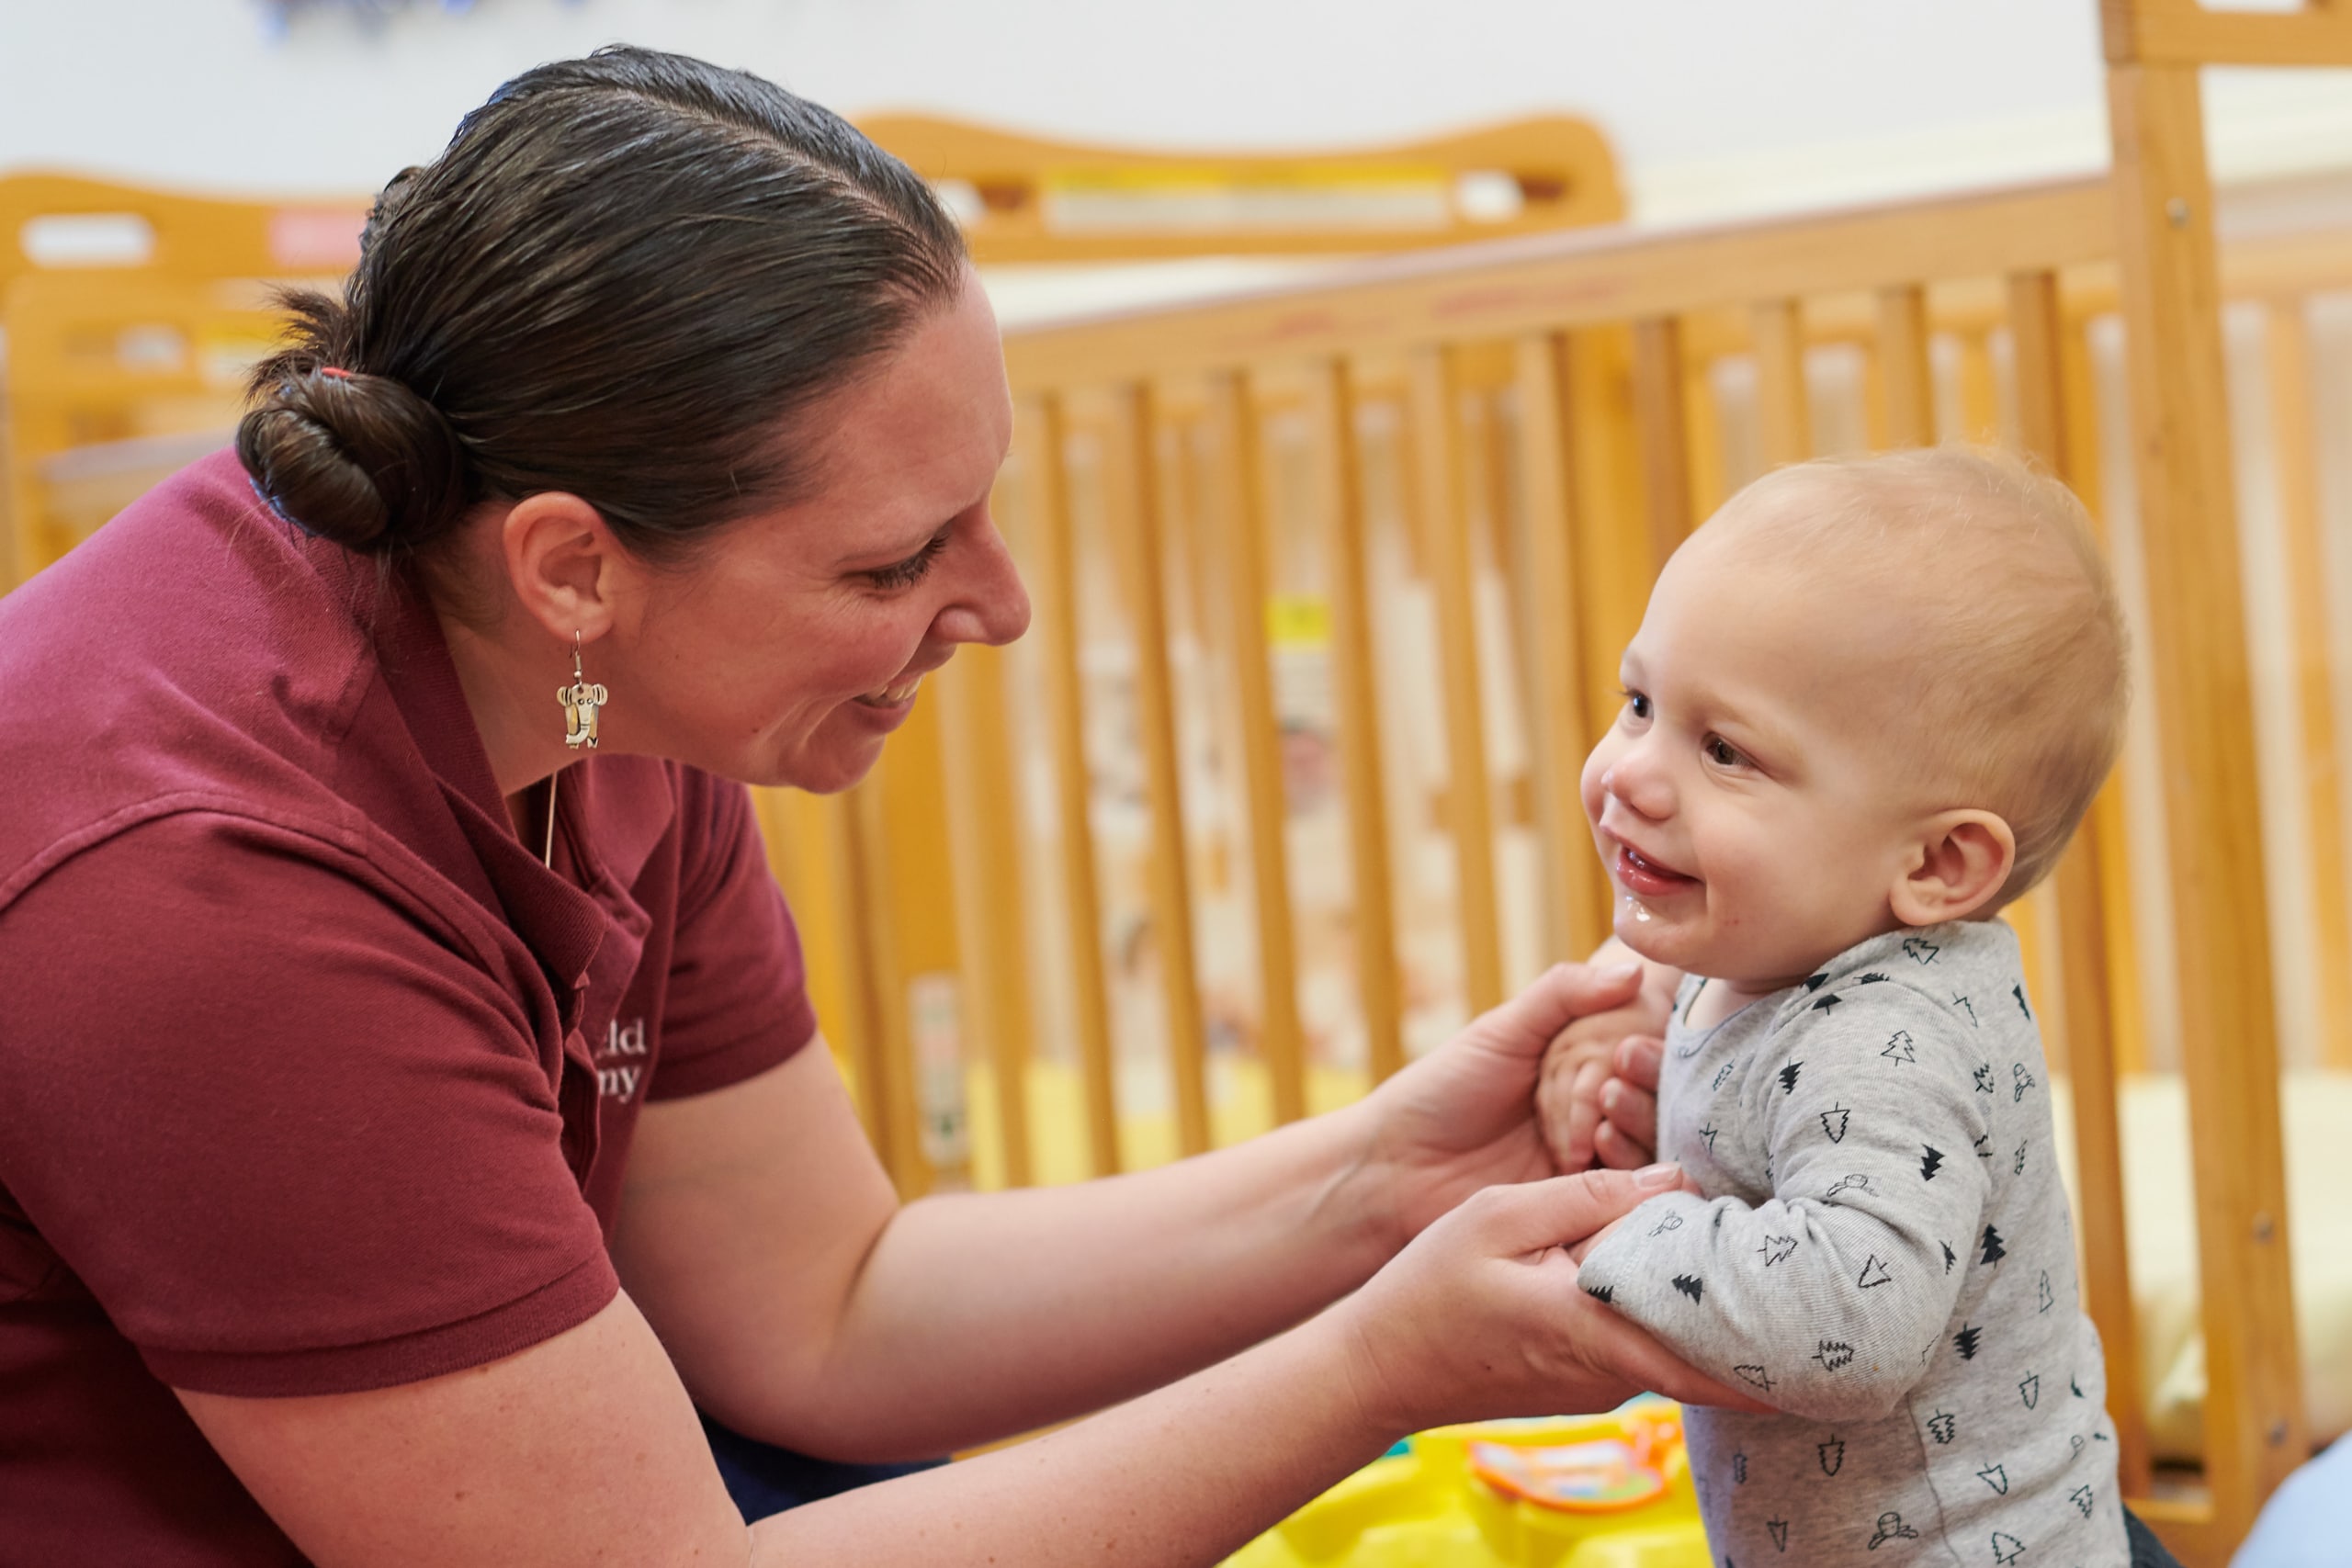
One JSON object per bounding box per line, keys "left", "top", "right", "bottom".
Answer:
{"left": 1576, "top": 986, "right": 1992, "bottom": 1422}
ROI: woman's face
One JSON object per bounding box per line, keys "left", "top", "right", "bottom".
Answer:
{"left": 621, "top": 273, "right": 1029, "bottom": 794}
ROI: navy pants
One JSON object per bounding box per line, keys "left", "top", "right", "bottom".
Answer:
{"left": 2127, "top": 1507, "right": 2183, "bottom": 1567}
{"left": 704, "top": 1409, "right": 2185, "bottom": 1562}
{"left": 701, "top": 1413, "right": 944, "bottom": 1523}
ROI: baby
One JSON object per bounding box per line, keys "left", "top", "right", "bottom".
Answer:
{"left": 1558, "top": 448, "right": 2132, "bottom": 1565}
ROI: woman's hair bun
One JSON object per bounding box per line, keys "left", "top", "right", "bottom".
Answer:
{"left": 241, "top": 49, "right": 970, "bottom": 566}
{"left": 237, "top": 310, "right": 470, "bottom": 553}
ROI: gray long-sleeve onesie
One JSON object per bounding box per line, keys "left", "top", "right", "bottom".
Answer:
{"left": 1577, "top": 922, "right": 2127, "bottom": 1566}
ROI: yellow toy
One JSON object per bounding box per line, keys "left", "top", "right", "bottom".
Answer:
{"left": 1225, "top": 1402, "right": 1710, "bottom": 1568}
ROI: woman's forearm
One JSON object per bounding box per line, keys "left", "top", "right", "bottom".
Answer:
{"left": 801, "top": 1100, "right": 1397, "bottom": 1458}
{"left": 754, "top": 1308, "right": 1392, "bottom": 1568}
{"left": 626, "top": 964, "right": 1663, "bottom": 1463}
{"left": 755, "top": 1161, "right": 1754, "bottom": 1568}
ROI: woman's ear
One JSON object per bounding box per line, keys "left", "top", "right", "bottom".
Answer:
{"left": 1891, "top": 809, "right": 2017, "bottom": 927}
{"left": 499, "top": 491, "right": 631, "bottom": 644}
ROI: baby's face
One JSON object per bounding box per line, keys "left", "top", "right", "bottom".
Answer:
{"left": 1580, "top": 512, "right": 1939, "bottom": 991}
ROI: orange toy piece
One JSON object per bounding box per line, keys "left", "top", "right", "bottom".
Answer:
{"left": 1468, "top": 1407, "right": 1683, "bottom": 1515}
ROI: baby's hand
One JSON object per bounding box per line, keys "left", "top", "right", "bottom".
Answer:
{"left": 1589, "top": 1036, "right": 1667, "bottom": 1172}
{"left": 1538, "top": 1017, "right": 1618, "bottom": 1172}
{"left": 1538, "top": 956, "right": 1678, "bottom": 1170}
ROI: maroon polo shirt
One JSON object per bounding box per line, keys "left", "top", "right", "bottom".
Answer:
{"left": 0, "top": 450, "right": 818, "bottom": 1562}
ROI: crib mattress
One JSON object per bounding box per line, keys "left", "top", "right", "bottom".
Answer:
{"left": 2052, "top": 1070, "right": 2352, "bottom": 1461}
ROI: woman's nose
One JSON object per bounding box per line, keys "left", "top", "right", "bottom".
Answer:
{"left": 936, "top": 514, "right": 1032, "bottom": 648}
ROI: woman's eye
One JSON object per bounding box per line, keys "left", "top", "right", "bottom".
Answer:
{"left": 865, "top": 532, "right": 950, "bottom": 591}
{"left": 1704, "top": 735, "right": 1744, "bottom": 767}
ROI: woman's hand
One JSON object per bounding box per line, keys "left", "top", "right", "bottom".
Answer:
{"left": 1341, "top": 962, "right": 1645, "bottom": 1247}
{"left": 1332, "top": 1163, "right": 1769, "bottom": 1436}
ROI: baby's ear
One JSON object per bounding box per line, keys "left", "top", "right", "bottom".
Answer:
{"left": 1891, "top": 810, "right": 2016, "bottom": 927}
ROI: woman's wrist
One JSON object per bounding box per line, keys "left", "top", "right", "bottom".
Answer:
{"left": 1314, "top": 1091, "right": 1427, "bottom": 1264}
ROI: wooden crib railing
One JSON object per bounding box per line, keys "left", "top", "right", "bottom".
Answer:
{"left": 800, "top": 11, "right": 2352, "bottom": 1551}
{"left": 847, "top": 164, "right": 2199, "bottom": 1495}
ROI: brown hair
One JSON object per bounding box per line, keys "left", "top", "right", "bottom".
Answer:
{"left": 238, "top": 46, "right": 967, "bottom": 562}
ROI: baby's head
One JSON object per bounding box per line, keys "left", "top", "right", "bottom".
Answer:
{"left": 1581, "top": 447, "right": 2127, "bottom": 991}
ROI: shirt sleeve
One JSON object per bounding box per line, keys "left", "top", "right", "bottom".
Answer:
{"left": 646, "top": 775, "right": 819, "bottom": 1101}
{"left": 0, "top": 811, "right": 617, "bottom": 1397}
{"left": 1577, "top": 983, "right": 1995, "bottom": 1421}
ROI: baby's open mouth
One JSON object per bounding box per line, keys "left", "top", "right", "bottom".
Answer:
{"left": 1616, "top": 841, "right": 1697, "bottom": 895}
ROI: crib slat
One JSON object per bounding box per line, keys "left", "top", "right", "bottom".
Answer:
{"left": 1408, "top": 344, "right": 1506, "bottom": 1014}
{"left": 1206, "top": 371, "right": 1309, "bottom": 1122}
{"left": 1876, "top": 283, "right": 1936, "bottom": 446}
{"left": 1022, "top": 394, "right": 1123, "bottom": 1176}
{"left": 2266, "top": 298, "right": 2352, "bottom": 1070}
{"left": 1994, "top": 283, "right": 2069, "bottom": 1034}
{"left": 2007, "top": 265, "right": 2154, "bottom": 1494}
{"left": 1954, "top": 328, "right": 2001, "bottom": 444}
{"left": 846, "top": 778, "right": 933, "bottom": 1197}
{"left": 752, "top": 787, "right": 860, "bottom": 1102}
{"left": 1561, "top": 331, "right": 1654, "bottom": 749}
{"left": 823, "top": 789, "right": 888, "bottom": 1153}
{"left": 2005, "top": 890, "right": 2061, "bottom": 1072}
{"left": 1683, "top": 343, "right": 1729, "bottom": 521}
{"left": 2053, "top": 315, "right": 2151, "bottom": 1082}
{"left": 2007, "top": 271, "right": 2068, "bottom": 471}
{"left": 2110, "top": 59, "right": 2307, "bottom": 1527}
{"left": 1751, "top": 298, "right": 1811, "bottom": 465}
{"left": 1317, "top": 359, "right": 1407, "bottom": 1080}
{"left": 2057, "top": 313, "right": 2110, "bottom": 522}
{"left": 937, "top": 629, "right": 1035, "bottom": 1188}
{"left": 1631, "top": 315, "right": 1695, "bottom": 567}
{"left": 2057, "top": 818, "right": 2156, "bottom": 1492}
{"left": 1111, "top": 382, "right": 1214, "bottom": 1156}
{"left": 1514, "top": 333, "right": 1610, "bottom": 959}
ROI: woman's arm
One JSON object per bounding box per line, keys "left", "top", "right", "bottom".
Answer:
{"left": 615, "top": 1042, "right": 1388, "bottom": 1459}
{"left": 181, "top": 1165, "right": 1745, "bottom": 1568}
{"left": 759, "top": 1167, "right": 1750, "bottom": 1565}
{"left": 613, "top": 962, "right": 1651, "bottom": 1460}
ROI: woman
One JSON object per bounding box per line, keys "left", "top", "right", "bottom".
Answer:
{"left": 0, "top": 49, "right": 1744, "bottom": 1564}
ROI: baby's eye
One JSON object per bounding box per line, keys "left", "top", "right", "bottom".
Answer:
{"left": 1621, "top": 689, "right": 1652, "bottom": 722}
{"left": 1704, "top": 735, "right": 1745, "bottom": 768}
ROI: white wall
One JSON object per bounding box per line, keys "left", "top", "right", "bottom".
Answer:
{"left": 6, "top": 0, "right": 2352, "bottom": 226}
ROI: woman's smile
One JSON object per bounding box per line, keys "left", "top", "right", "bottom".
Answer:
{"left": 854, "top": 670, "right": 929, "bottom": 710}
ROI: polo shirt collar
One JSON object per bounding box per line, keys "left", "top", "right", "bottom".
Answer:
{"left": 354, "top": 566, "right": 677, "bottom": 1004}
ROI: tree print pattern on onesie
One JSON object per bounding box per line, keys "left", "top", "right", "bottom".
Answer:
{"left": 1568, "top": 923, "right": 2128, "bottom": 1564}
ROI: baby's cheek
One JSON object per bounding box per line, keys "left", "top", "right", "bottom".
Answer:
{"left": 1577, "top": 743, "right": 1613, "bottom": 825}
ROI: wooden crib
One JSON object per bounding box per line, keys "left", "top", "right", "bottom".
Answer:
{"left": 2, "top": 6, "right": 2341, "bottom": 1558}
{"left": 789, "top": 7, "right": 2342, "bottom": 1562}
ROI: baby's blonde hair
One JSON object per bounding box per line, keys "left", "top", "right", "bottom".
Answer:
{"left": 1713, "top": 447, "right": 2130, "bottom": 907}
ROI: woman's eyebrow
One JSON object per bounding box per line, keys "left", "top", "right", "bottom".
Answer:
{"left": 837, "top": 519, "right": 949, "bottom": 570}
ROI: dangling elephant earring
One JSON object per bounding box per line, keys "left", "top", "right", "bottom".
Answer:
{"left": 558, "top": 631, "right": 609, "bottom": 750}
{"left": 543, "top": 632, "right": 610, "bottom": 868}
